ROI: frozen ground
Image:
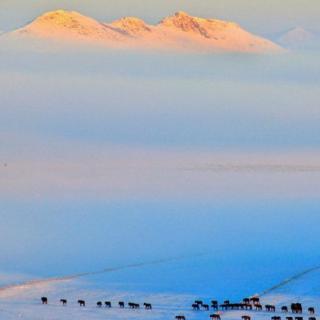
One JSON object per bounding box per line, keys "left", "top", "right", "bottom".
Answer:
{"left": 1, "top": 260, "right": 320, "bottom": 320}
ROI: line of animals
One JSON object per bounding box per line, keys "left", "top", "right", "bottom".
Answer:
{"left": 41, "top": 297, "right": 152, "bottom": 309}
{"left": 41, "top": 296, "right": 317, "bottom": 320}
{"left": 175, "top": 297, "right": 317, "bottom": 320}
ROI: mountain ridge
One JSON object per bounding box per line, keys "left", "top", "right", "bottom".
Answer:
{"left": 9, "top": 9, "right": 283, "bottom": 53}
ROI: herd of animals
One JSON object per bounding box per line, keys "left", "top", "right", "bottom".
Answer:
{"left": 40, "top": 296, "right": 317, "bottom": 320}
{"left": 41, "top": 297, "right": 152, "bottom": 309}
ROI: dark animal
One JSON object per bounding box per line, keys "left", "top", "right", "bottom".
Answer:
{"left": 282, "top": 306, "right": 289, "bottom": 313}
{"left": 41, "top": 297, "right": 48, "bottom": 305}
{"left": 295, "top": 317, "right": 304, "bottom": 320}
{"left": 224, "top": 300, "right": 230, "bottom": 305}
{"left": 210, "top": 314, "right": 221, "bottom": 320}
{"left": 144, "top": 303, "right": 152, "bottom": 310}
{"left": 202, "top": 304, "right": 209, "bottom": 311}
{"left": 243, "top": 298, "right": 250, "bottom": 304}
{"left": 266, "top": 305, "right": 276, "bottom": 312}
{"left": 286, "top": 317, "right": 294, "bottom": 320}
{"left": 78, "top": 300, "right": 85, "bottom": 307}
{"left": 195, "top": 300, "right": 203, "bottom": 306}
{"left": 105, "top": 301, "right": 112, "bottom": 308}
{"left": 271, "top": 317, "right": 281, "bottom": 320}
{"left": 97, "top": 301, "right": 102, "bottom": 307}
{"left": 192, "top": 303, "right": 200, "bottom": 310}
{"left": 309, "top": 308, "right": 315, "bottom": 315}
{"left": 309, "top": 317, "right": 316, "bottom": 320}
{"left": 176, "top": 316, "right": 186, "bottom": 320}
{"left": 211, "top": 301, "right": 218, "bottom": 310}
{"left": 119, "top": 301, "right": 125, "bottom": 308}
{"left": 60, "top": 299, "right": 67, "bottom": 306}
{"left": 255, "top": 304, "right": 263, "bottom": 311}
{"left": 242, "top": 316, "right": 251, "bottom": 320}
{"left": 291, "top": 303, "right": 303, "bottom": 314}
{"left": 250, "top": 297, "right": 260, "bottom": 304}
{"left": 134, "top": 303, "right": 140, "bottom": 309}
{"left": 128, "top": 302, "right": 135, "bottom": 309}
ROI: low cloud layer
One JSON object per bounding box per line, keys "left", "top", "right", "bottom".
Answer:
{"left": 1, "top": 146, "right": 320, "bottom": 200}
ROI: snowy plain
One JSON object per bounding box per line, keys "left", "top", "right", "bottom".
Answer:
{"left": 1, "top": 260, "right": 320, "bottom": 320}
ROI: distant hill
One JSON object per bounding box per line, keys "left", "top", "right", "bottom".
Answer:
{"left": 274, "top": 26, "right": 320, "bottom": 50}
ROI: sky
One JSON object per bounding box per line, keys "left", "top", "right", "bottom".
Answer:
{"left": 0, "top": 0, "right": 320, "bottom": 33}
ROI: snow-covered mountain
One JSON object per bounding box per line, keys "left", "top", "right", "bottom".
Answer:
{"left": 276, "top": 27, "right": 320, "bottom": 50}
{"left": 17, "top": 10, "right": 125, "bottom": 44}
{"left": 9, "top": 10, "right": 282, "bottom": 53}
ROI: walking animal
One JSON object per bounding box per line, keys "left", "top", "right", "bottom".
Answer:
{"left": 78, "top": 300, "right": 85, "bottom": 307}
{"left": 60, "top": 299, "right": 67, "bottom": 306}
{"left": 41, "top": 297, "right": 48, "bottom": 305}
{"left": 255, "top": 304, "right": 263, "bottom": 311}
{"left": 250, "top": 297, "right": 260, "bottom": 304}
{"left": 202, "top": 304, "right": 210, "bottom": 310}
{"left": 266, "top": 305, "right": 276, "bottom": 312}
{"left": 211, "top": 301, "right": 218, "bottom": 310}
{"left": 192, "top": 303, "right": 200, "bottom": 310}
{"left": 291, "top": 304, "right": 303, "bottom": 314}
{"left": 309, "top": 308, "right": 315, "bottom": 315}
{"left": 128, "top": 303, "right": 140, "bottom": 309}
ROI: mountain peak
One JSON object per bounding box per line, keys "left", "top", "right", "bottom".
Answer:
{"left": 174, "top": 11, "right": 191, "bottom": 17}
{"left": 286, "top": 26, "right": 314, "bottom": 37}
{"left": 35, "top": 10, "right": 82, "bottom": 24}
{"left": 278, "top": 26, "right": 316, "bottom": 48}
{"left": 160, "top": 12, "right": 212, "bottom": 38}
{"left": 29, "top": 9, "right": 102, "bottom": 30}
{"left": 18, "top": 9, "right": 125, "bottom": 42}
{"left": 111, "top": 17, "right": 151, "bottom": 36}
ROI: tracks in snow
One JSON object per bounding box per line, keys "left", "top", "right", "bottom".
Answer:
{"left": 260, "top": 265, "right": 320, "bottom": 296}
{"left": 0, "top": 254, "right": 204, "bottom": 294}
